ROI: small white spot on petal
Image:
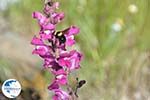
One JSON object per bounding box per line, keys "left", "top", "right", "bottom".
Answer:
{"left": 56, "top": 75, "right": 64, "bottom": 79}
{"left": 36, "top": 46, "right": 48, "bottom": 51}
{"left": 44, "top": 30, "right": 51, "bottom": 35}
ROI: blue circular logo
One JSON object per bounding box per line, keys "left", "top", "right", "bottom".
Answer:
{"left": 2, "top": 79, "right": 21, "bottom": 98}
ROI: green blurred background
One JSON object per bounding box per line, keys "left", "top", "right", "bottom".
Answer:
{"left": 0, "top": 0, "right": 150, "bottom": 100}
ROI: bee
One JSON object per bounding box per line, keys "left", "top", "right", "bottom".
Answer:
{"left": 54, "top": 28, "right": 70, "bottom": 44}
{"left": 54, "top": 31, "right": 66, "bottom": 44}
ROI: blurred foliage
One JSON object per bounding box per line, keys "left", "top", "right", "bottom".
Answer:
{"left": 0, "top": 0, "right": 150, "bottom": 100}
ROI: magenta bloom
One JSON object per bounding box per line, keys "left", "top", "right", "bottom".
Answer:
{"left": 33, "top": 12, "right": 55, "bottom": 30}
{"left": 52, "top": 89, "right": 70, "bottom": 100}
{"left": 63, "top": 26, "right": 80, "bottom": 46}
{"left": 54, "top": 69, "right": 67, "bottom": 85}
{"left": 58, "top": 50, "right": 82, "bottom": 71}
{"left": 31, "top": 0, "right": 83, "bottom": 99}
{"left": 48, "top": 81, "right": 69, "bottom": 100}
{"left": 44, "top": 1, "right": 60, "bottom": 15}
{"left": 48, "top": 81, "right": 59, "bottom": 90}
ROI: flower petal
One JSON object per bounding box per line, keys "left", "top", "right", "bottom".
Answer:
{"left": 56, "top": 74, "right": 67, "bottom": 85}
{"left": 42, "top": 23, "right": 55, "bottom": 30}
{"left": 68, "top": 26, "right": 80, "bottom": 35}
{"left": 48, "top": 81, "right": 59, "bottom": 90}
{"left": 51, "top": 12, "right": 65, "bottom": 23}
{"left": 65, "top": 35, "right": 75, "bottom": 46}
{"left": 31, "top": 36, "right": 43, "bottom": 45}
{"left": 58, "top": 50, "right": 82, "bottom": 71}
{"left": 32, "top": 46, "right": 49, "bottom": 56}
{"left": 53, "top": 2, "right": 60, "bottom": 9}
{"left": 52, "top": 89, "right": 69, "bottom": 100}
{"left": 32, "top": 12, "right": 47, "bottom": 25}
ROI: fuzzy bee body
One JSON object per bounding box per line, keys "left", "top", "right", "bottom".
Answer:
{"left": 55, "top": 31, "right": 66, "bottom": 44}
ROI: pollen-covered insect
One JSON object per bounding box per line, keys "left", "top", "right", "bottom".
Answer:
{"left": 55, "top": 31, "right": 66, "bottom": 44}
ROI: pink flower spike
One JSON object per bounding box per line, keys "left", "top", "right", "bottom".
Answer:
{"left": 31, "top": 0, "right": 84, "bottom": 99}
